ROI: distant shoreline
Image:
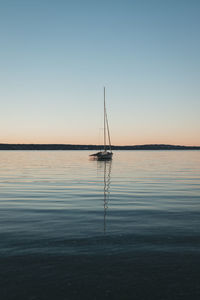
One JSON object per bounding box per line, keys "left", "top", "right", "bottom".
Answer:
{"left": 0, "top": 144, "right": 200, "bottom": 150}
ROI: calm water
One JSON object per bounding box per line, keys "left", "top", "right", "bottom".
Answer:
{"left": 1, "top": 151, "right": 200, "bottom": 299}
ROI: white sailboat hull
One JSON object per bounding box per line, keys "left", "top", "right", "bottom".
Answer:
{"left": 90, "top": 151, "right": 113, "bottom": 160}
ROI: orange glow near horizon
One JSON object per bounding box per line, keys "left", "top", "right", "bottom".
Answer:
{"left": 1, "top": 133, "right": 200, "bottom": 146}
{"left": 1, "top": 115, "right": 200, "bottom": 147}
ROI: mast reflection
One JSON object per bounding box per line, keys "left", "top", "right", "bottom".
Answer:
{"left": 97, "top": 160, "right": 112, "bottom": 234}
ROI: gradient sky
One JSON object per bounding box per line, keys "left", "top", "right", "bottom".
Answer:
{"left": 0, "top": 0, "right": 200, "bottom": 145}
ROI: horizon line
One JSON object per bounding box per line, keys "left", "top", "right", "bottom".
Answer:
{"left": 0, "top": 143, "right": 200, "bottom": 148}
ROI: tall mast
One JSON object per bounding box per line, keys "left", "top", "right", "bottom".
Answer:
{"left": 104, "top": 87, "right": 106, "bottom": 151}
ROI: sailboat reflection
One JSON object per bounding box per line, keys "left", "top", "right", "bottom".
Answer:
{"left": 97, "top": 160, "right": 112, "bottom": 234}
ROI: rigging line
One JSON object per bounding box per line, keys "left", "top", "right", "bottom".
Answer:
{"left": 104, "top": 87, "right": 106, "bottom": 151}
{"left": 105, "top": 110, "right": 112, "bottom": 152}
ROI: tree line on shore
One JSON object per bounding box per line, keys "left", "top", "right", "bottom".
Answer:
{"left": 0, "top": 144, "right": 200, "bottom": 150}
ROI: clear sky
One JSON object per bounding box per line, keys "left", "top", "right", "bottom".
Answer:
{"left": 0, "top": 0, "right": 200, "bottom": 145}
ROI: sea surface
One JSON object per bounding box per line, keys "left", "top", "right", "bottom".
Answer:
{"left": 0, "top": 150, "right": 200, "bottom": 300}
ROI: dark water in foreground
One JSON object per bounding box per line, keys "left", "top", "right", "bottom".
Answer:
{"left": 0, "top": 151, "right": 200, "bottom": 299}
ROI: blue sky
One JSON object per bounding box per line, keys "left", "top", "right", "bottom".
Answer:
{"left": 0, "top": 0, "right": 200, "bottom": 145}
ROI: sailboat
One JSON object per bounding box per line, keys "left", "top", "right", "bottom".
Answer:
{"left": 90, "top": 87, "right": 113, "bottom": 160}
